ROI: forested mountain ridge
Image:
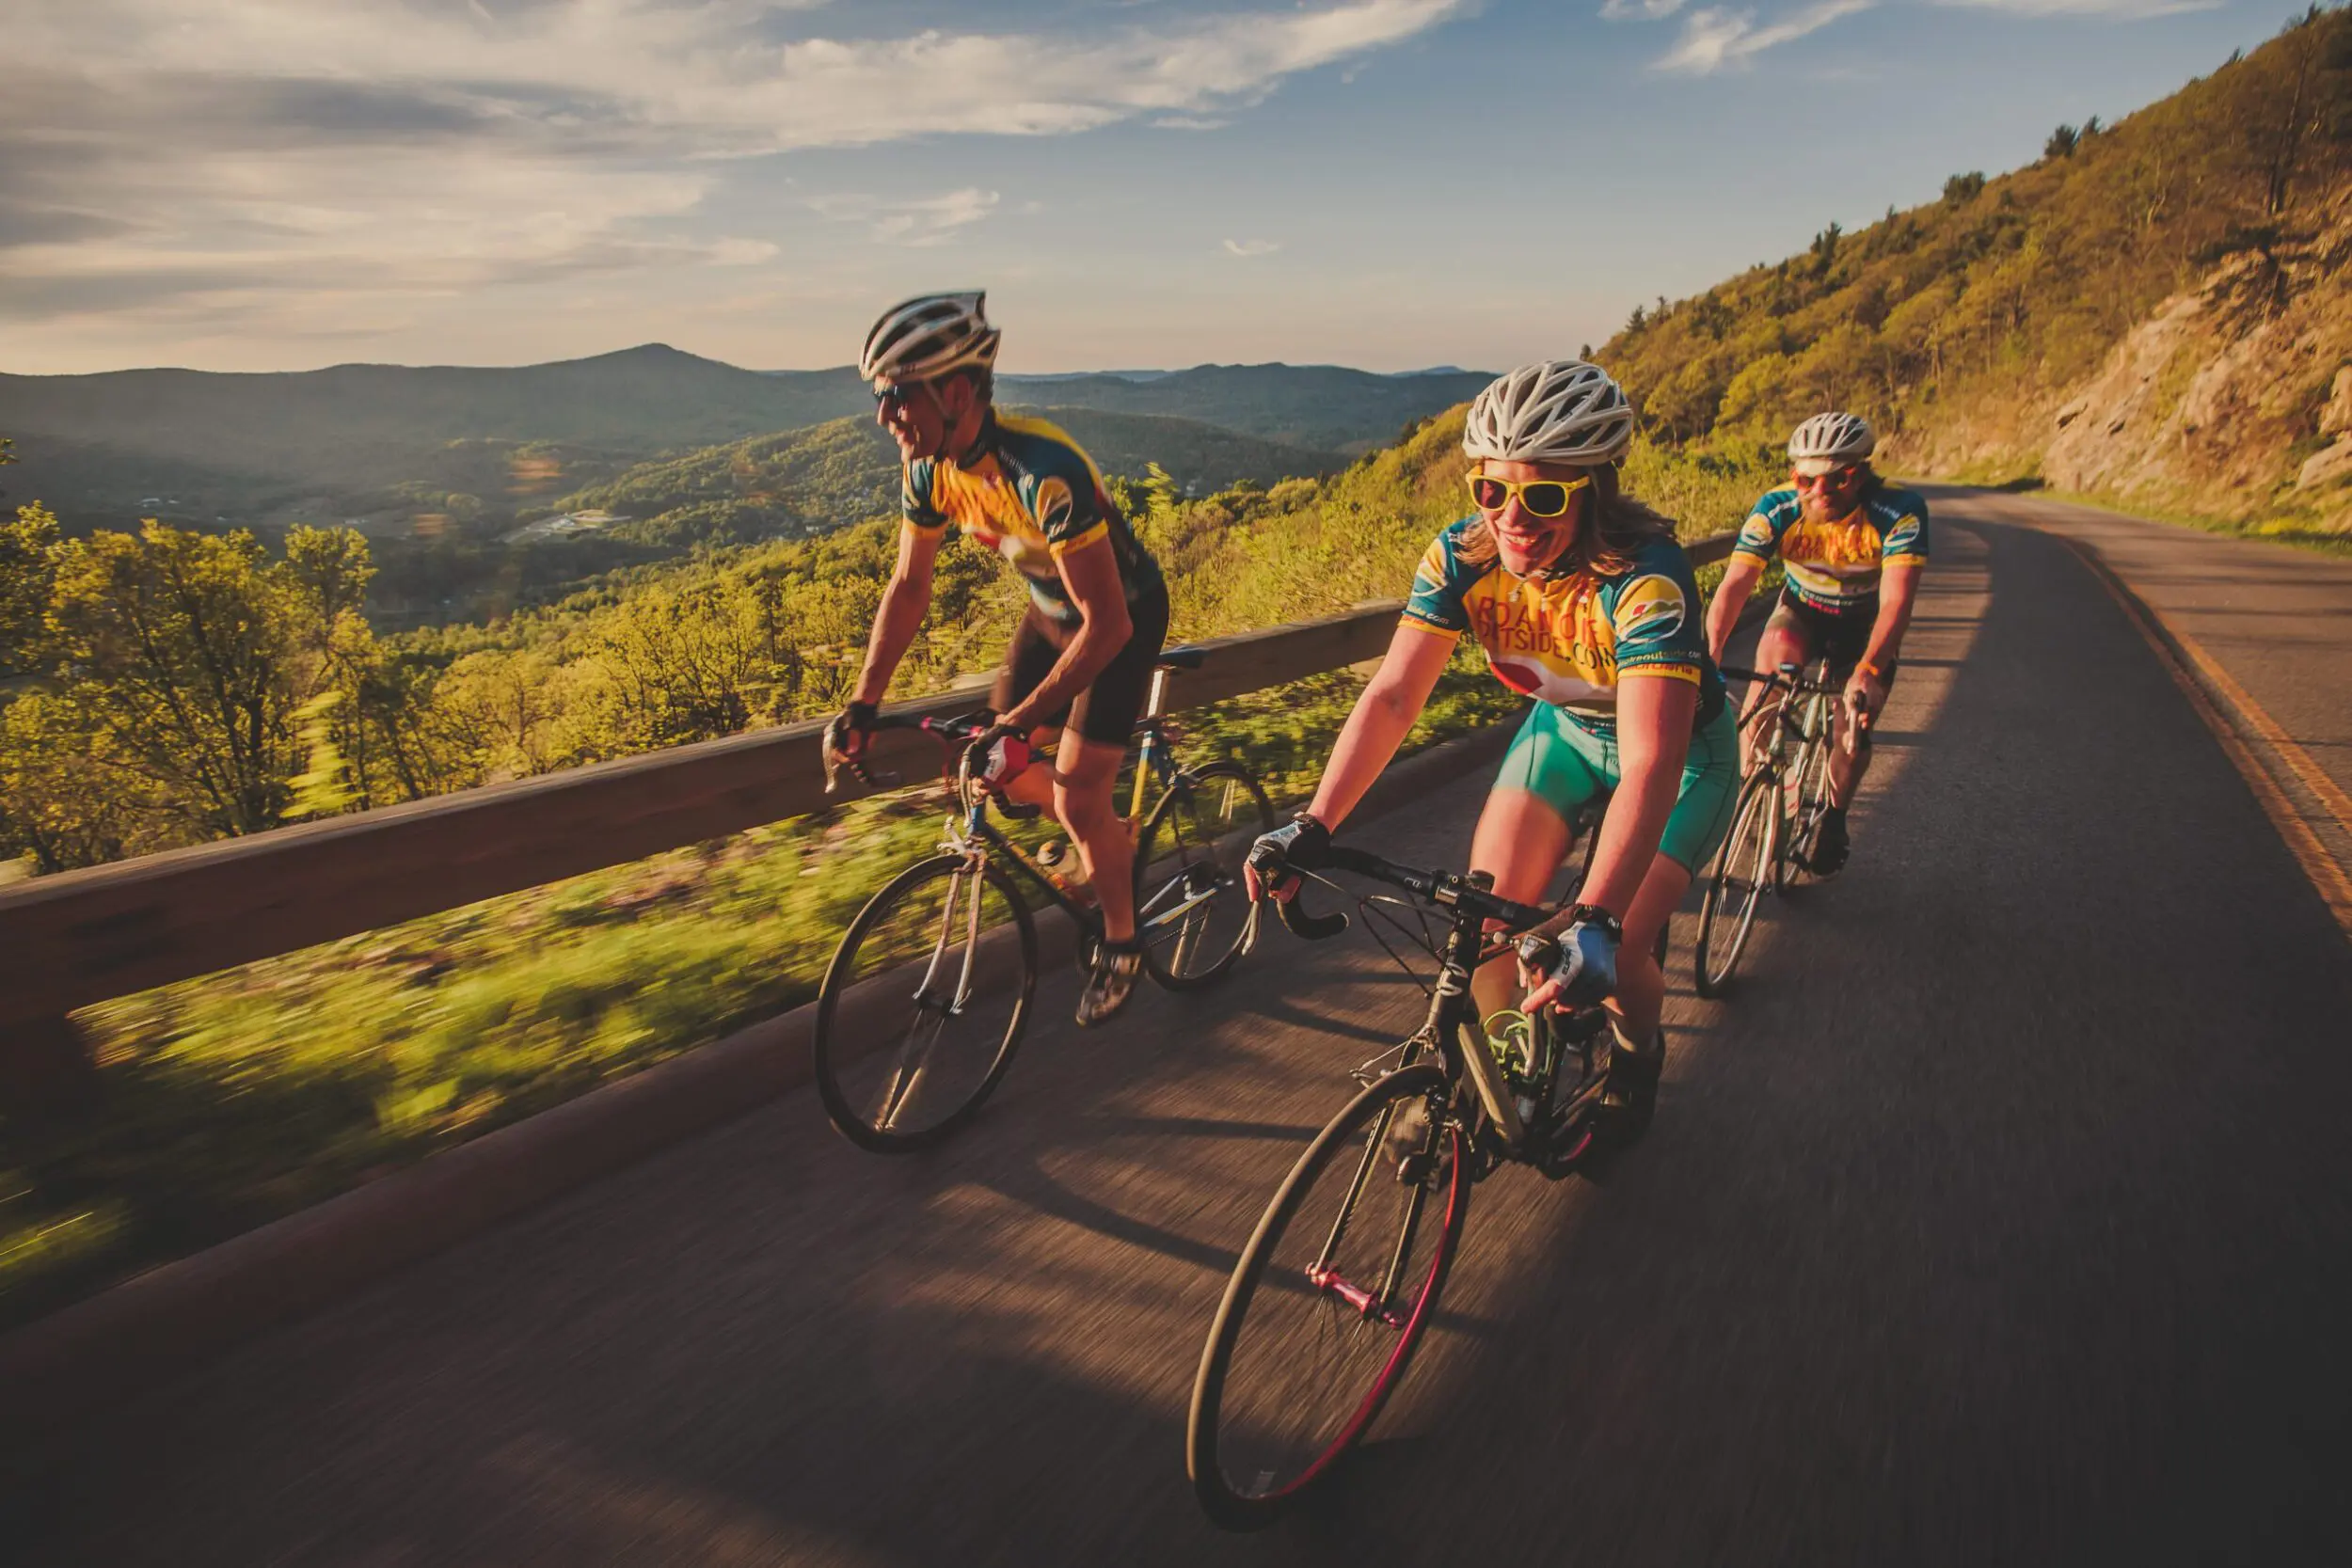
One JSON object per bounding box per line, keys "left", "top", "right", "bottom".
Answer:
{"left": 995, "top": 364, "right": 1493, "bottom": 454}
{"left": 548, "top": 407, "right": 1346, "bottom": 551}
{"left": 0, "top": 349, "right": 1484, "bottom": 533}
{"left": 1601, "top": 7, "right": 2352, "bottom": 533}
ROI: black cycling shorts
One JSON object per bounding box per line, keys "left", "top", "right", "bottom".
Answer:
{"left": 991, "top": 589, "right": 1170, "bottom": 747}
{"left": 1766, "top": 590, "right": 1897, "bottom": 683}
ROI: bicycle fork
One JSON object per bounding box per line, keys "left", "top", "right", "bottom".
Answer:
{"left": 873, "top": 856, "right": 990, "bottom": 1131}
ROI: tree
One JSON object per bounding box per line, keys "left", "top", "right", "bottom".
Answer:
{"left": 1810, "top": 222, "right": 1843, "bottom": 279}
{"left": 2236, "top": 6, "right": 2352, "bottom": 215}
{"left": 2045, "top": 123, "right": 2081, "bottom": 160}
{"left": 0, "top": 501, "right": 59, "bottom": 677}
{"left": 1943, "top": 171, "right": 1987, "bottom": 205}
{"left": 43, "top": 522, "right": 312, "bottom": 837}
{"left": 0, "top": 691, "right": 172, "bottom": 872}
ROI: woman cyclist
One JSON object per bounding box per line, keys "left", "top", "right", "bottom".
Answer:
{"left": 1246, "top": 360, "right": 1740, "bottom": 1132}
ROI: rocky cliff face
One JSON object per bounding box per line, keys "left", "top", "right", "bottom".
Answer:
{"left": 1920, "top": 198, "right": 2352, "bottom": 533}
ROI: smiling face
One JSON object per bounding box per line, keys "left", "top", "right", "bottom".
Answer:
{"left": 1472, "top": 457, "right": 1588, "bottom": 576}
{"left": 1794, "top": 460, "right": 1867, "bottom": 523}
{"left": 875, "top": 372, "right": 986, "bottom": 463}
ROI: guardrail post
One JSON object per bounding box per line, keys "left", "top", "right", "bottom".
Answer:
{"left": 0, "top": 1015, "right": 102, "bottom": 1119}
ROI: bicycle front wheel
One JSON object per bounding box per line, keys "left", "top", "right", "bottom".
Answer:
{"left": 1134, "top": 760, "right": 1273, "bottom": 990}
{"left": 1783, "top": 704, "right": 1836, "bottom": 886}
{"left": 1693, "top": 771, "right": 1778, "bottom": 998}
{"left": 813, "top": 854, "right": 1036, "bottom": 1154}
{"left": 1188, "top": 1063, "right": 1467, "bottom": 1530}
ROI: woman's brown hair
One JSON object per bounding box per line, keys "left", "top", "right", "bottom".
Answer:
{"left": 1454, "top": 462, "right": 1677, "bottom": 578}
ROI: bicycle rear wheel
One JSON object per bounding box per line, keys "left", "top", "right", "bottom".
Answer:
{"left": 1188, "top": 1063, "right": 1467, "bottom": 1530}
{"left": 1693, "top": 771, "right": 1778, "bottom": 998}
{"left": 813, "top": 854, "right": 1036, "bottom": 1153}
{"left": 1134, "top": 760, "right": 1273, "bottom": 990}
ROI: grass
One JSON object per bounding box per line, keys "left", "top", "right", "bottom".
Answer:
{"left": 2024, "top": 484, "right": 2352, "bottom": 558}
{"left": 1909, "top": 468, "right": 2352, "bottom": 558}
{"left": 0, "top": 650, "right": 1520, "bottom": 1330}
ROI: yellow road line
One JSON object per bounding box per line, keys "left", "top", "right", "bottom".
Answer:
{"left": 2061, "top": 538, "right": 2352, "bottom": 941}
{"left": 2148, "top": 602, "right": 2352, "bottom": 833}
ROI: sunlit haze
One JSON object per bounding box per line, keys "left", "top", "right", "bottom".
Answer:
{"left": 3, "top": 0, "right": 2286, "bottom": 374}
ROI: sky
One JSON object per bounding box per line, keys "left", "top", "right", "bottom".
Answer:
{"left": 0, "top": 0, "right": 2300, "bottom": 376}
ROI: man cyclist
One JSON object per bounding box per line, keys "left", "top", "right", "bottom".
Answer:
{"left": 828, "top": 292, "right": 1169, "bottom": 1026}
{"left": 1703, "top": 412, "right": 1927, "bottom": 875}
{"left": 1246, "top": 360, "right": 1740, "bottom": 1136}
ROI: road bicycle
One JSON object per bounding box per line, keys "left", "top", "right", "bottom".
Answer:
{"left": 811, "top": 648, "right": 1272, "bottom": 1152}
{"left": 1690, "top": 661, "right": 1859, "bottom": 998}
{"left": 1185, "top": 834, "right": 1647, "bottom": 1531}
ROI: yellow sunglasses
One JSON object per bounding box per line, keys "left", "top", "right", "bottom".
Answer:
{"left": 1466, "top": 472, "right": 1592, "bottom": 518}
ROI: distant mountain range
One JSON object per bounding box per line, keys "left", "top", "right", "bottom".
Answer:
{"left": 0, "top": 344, "right": 1489, "bottom": 531}
{"left": 548, "top": 407, "right": 1347, "bottom": 551}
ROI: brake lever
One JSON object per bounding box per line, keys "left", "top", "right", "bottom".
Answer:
{"left": 821, "top": 723, "right": 902, "bottom": 796}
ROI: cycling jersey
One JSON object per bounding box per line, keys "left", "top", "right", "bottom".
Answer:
{"left": 902, "top": 412, "right": 1166, "bottom": 626}
{"left": 1730, "top": 484, "right": 1928, "bottom": 614}
{"left": 1402, "top": 522, "right": 1726, "bottom": 736}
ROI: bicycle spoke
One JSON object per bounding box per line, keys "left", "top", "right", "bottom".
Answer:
{"left": 814, "top": 855, "right": 1035, "bottom": 1152}
{"left": 1191, "top": 1068, "right": 1465, "bottom": 1528}
{"left": 1136, "top": 762, "right": 1269, "bottom": 989}
{"left": 873, "top": 1002, "right": 953, "bottom": 1131}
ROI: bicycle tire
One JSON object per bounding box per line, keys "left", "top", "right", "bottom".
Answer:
{"left": 1693, "top": 770, "right": 1779, "bottom": 998}
{"left": 1188, "top": 1063, "right": 1467, "bottom": 1530}
{"left": 1133, "top": 760, "right": 1273, "bottom": 990}
{"left": 1783, "top": 706, "right": 1836, "bottom": 888}
{"left": 812, "top": 853, "right": 1037, "bottom": 1154}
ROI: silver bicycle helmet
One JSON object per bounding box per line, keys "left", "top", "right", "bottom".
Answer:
{"left": 860, "top": 292, "right": 1002, "bottom": 385}
{"left": 1462, "top": 360, "right": 1634, "bottom": 466}
{"left": 1788, "top": 411, "right": 1876, "bottom": 465}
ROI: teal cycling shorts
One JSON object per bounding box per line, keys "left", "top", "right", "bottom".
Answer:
{"left": 1493, "top": 700, "right": 1740, "bottom": 872}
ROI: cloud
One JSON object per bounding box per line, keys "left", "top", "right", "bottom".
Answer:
{"left": 1653, "top": 0, "right": 1872, "bottom": 73}
{"left": 811, "top": 188, "right": 1003, "bottom": 247}
{"left": 0, "top": 0, "right": 1472, "bottom": 340}
{"left": 1223, "top": 238, "right": 1281, "bottom": 258}
{"left": 1929, "top": 0, "right": 2217, "bottom": 14}
{"left": 1600, "top": 0, "right": 1688, "bottom": 20}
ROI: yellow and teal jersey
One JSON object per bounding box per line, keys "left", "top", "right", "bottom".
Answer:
{"left": 902, "top": 412, "right": 1165, "bottom": 626}
{"left": 1731, "top": 484, "right": 1929, "bottom": 613}
{"left": 1402, "top": 522, "right": 1726, "bottom": 736}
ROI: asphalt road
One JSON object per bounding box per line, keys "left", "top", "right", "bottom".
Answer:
{"left": 12, "top": 499, "right": 2352, "bottom": 1566}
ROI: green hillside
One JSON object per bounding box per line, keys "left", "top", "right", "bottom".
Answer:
{"left": 548, "top": 407, "right": 1345, "bottom": 550}
{"left": 0, "top": 351, "right": 1486, "bottom": 537}
{"left": 1001, "top": 364, "right": 1492, "bottom": 454}
{"left": 1601, "top": 6, "right": 2352, "bottom": 529}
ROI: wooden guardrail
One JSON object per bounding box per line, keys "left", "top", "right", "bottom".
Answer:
{"left": 0, "top": 532, "right": 1734, "bottom": 1096}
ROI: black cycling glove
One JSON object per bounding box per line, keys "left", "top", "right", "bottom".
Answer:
{"left": 1246, "top": 813, "right": 1331, "bottom": 890}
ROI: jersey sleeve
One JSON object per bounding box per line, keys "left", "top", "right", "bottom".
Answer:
{"left": 900, "top": 458, "right": 946, "bottom": 532}
{"left": 1608, "top": 542, "right": 1705, "bottom": 686}
{"left": 1729, "top": 492, "right": 1790, "bottom": 566}
{"left": 1033, "top": 470, "right": 1109, "bottom": 559}
{"left": 1401, "top": 528, "right": 1470, "bottom": 637}
{"left": 1879, "top": 490, "right": 1930, "bottom": 568}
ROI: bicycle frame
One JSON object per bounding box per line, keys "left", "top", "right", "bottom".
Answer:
{"left": 844, "top": 694, "right": 1247, "bottom": 989}
{"left": 1279, "top": 850, "right": 1608, "bottom": 1164}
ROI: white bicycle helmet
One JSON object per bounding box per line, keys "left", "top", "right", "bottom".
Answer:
{"left": 1788, "top": 411, "right": 1876, "bottom": 466}
{"left": 1462, "top": 360, "right": 1634, "bottom": 466}
{"left": 860, "top": 292, "right": 1002, "bottom": 385}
